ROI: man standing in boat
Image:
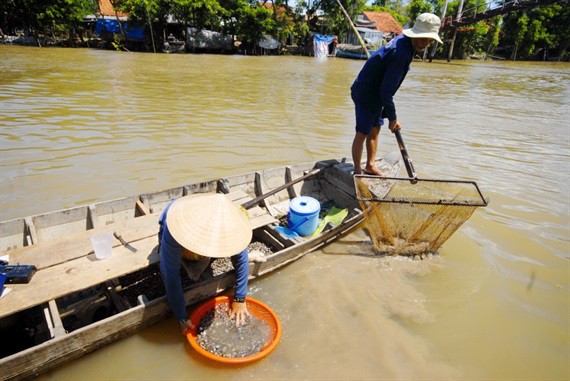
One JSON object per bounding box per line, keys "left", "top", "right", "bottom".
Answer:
{"left": 158, "top": 193, "right": 252, "bottom": 334}
{"left": 350, "top": 13, "right": 442, "bottom": 176}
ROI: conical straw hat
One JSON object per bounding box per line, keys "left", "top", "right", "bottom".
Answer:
{"left": 166, "top": 193, "right": 252, "bottom": 258}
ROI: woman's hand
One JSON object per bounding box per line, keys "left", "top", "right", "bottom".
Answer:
{"left": 230, "top": 301, "right": 251, "bottom": 327}
{"left": 179, "top": 318, "right": 195, "bottom": 335}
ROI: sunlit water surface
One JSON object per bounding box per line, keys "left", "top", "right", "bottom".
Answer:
{"left": 1, "top": 45, "right": 568, "bottom": 380}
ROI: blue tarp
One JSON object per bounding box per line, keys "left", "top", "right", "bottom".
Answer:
{"left": 312, "top": 34, "right": 336, "bottom": 57}
{"left": 95, "top": 19, "right": 144, "bottom": 40}
{"left": 314, "top": 34, "right": 335, "bottom": 43}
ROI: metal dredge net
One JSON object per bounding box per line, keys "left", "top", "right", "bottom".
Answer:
{"left": 354, "top": 175, "right": 488, "bottom": 255}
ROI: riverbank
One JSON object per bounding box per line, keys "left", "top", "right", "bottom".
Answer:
{"left": 0, "top": 34, "right": 307, "bottom": 56}
{"left": 0, "top": 34, "right": 107, "bottom": 49}
{"left": 3, "top": 34, "right": 566, "bottom": 61}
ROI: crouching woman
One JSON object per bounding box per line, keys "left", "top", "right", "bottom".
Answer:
{"left": 158, "top": 193, "right": 252, "bottom": 334}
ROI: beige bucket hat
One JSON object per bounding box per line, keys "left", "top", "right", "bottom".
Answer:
{"left": 166, "top": 193, "right": 252, "bottom": 258}
{"left": 402, "top": 13, "right": 443, "bottom": 44}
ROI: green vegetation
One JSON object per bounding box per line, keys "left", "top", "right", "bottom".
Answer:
{"left": 0, "top": 0, "right": 567, "bottom": 60}
{"left": 501, "top": 3, "right": 569, "bottom": 60}
{"left": 1, "top": 0, "right": 97, "bottom": 45}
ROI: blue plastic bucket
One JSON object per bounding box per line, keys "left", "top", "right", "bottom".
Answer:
{"left": 287, "top": 196, "right": 321, "bottom": 237}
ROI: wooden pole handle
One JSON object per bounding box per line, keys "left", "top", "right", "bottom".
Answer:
{"left": 241, "top": 165, "right": 331, "bottom": 210}
{"left": 394, "top": 130, "right": 418, "bottom": 184}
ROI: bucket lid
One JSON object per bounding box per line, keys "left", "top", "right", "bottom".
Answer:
{"left": 289, "top": 196, "right": 320, "bottom": 216}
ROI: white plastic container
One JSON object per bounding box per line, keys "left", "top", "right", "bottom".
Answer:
{"left": 90, "top": 231, "right": 114, "bottom": 260}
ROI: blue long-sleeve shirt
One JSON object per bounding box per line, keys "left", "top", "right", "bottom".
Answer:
{"left": 350, "top": 34, "right": 415, "bottom": 122}
{"left": 158, "top": 201, "right": 249, "bottom": 321}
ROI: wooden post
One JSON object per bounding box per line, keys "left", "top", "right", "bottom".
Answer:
{"left": 88, "top": 205, "right": 100, "bottom": 229}
{"left": 44, "top": 300, "right": 66, "bottom": 338}
{"left": 110, "top": 0, "right": 128, "bottom": 42}
{"left": 136, "top": 197, "right": 150, "bottom": 215}
{"left": 146, "top": 4, "right": 156, "bottom": 53}
{"left": 447, "top": 0, "right": 464, "bottom": 62}
{"left": 447, "top": 28, "right": 458, "bottom": 62}
{"left": 429, "top": 0, "right": 449, "bottom": 62}
{"left": 24, "top": 217, "right": 38, "bottom": 245}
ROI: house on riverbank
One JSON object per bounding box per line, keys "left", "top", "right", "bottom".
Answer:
{"left": 359, "top": 11, "right": 402, "bottom": 38}
{"left": 93, "top": 0, "right": 284, "bottom": 54}
{"left": 343, "top": 11, "right": 402, "bottom": 48}
{"left": 338, "top": 11, "right": 402, "bottom": 59}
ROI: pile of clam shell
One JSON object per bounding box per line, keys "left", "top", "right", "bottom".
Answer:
{"left": 197, "top": 304, "right": 271, "bottom": 358}
{"left": 211, "top": 258, "right": 234, "bottom": 277}
{"left": 247, "top": 241, "right": 273, "bottom": 256}
{"left": 210, "top": 241, "right": 274, "bottom": 276}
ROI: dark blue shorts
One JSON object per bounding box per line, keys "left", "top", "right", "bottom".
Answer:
{"left": 354, "top": 101, "right": 384, "bottom": 135}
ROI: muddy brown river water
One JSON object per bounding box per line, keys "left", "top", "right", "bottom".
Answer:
{"left": 1, "top": 45, "right": 568, "bottom": 379}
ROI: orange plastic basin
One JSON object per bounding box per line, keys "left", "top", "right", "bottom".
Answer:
{"left": 187, "top": 296, "right": 282, "bottom": 364}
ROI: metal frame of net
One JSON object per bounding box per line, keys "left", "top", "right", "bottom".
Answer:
{"left": 354, "top": 175, "right": 489, "bottom": 255}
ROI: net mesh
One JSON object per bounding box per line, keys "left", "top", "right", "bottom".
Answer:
{"left": 354, "top": 176, "right": 488, "bottom": 255}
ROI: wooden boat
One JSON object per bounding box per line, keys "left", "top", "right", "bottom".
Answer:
{"left": 335, "top": 48, "right": 375, "bottom": 60}
{"left": 0, "top": 152, "right": 401, "bottom": 380}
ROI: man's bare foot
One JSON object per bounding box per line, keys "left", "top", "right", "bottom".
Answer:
{"left": 353, "top": 168, "right": 363, "bottom": 175}
{"left": 363, "top": 165, "right": 387, "bottom": 176}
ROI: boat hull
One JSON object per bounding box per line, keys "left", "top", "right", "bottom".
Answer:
{"left": 335, "top": 49, "right": 373, "bottom": 60}
{"left": 0, "top": 153, "right": 401, "bottom": 380}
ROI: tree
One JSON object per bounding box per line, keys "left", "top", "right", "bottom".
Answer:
{"left": 441, "top": 0, "right": 492, "bottom": 59}
{"left": 453, "top": 20, "right": 496, "bottom": 58}
{"left": 319, "top": 0, "right": 367, "bottom": 37}
{"left": 406, "top": 0, "right": 433, "bottom": 26}
{"left": 235, "top": 4, "right": 275, "bottom": 49}
{"left": 218, "top": 0, "right": 250, "bottom": 35}
{"left": 261, "top": 0, "right": 296, "bottom": 44}
{"left": 170, "top": 0, "right": 223, "bottom": 30}
{"left": 500, "top": 3, "right": 568, "bottom": 61}
{"left": 0, "top": 0, "right": 96, "bottom": 45}
{"left": 482, "top": 16, "right": 500, "bottom": 55}
{"left": 544, "top": 3, "right": 570, "bottom": 61}
{"left": 372, "top": 0, "right": 406, "bottom": 16}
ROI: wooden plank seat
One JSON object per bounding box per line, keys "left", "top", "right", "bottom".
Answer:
{"left": 7, "top": 213, "right": 161, "bottom": 272}
{"left": 6, "top": 190, "right": 275, "bottom": 271}
{"left": 0, "top": 190, "right": 277, "bottom": 319}
{"left": 226, "top": 190, "right": 278, "bottom": 229}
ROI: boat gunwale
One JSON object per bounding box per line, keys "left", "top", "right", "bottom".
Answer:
{"left": 0, "top": 154, "right": 402, "bottom": 381}
{"left": 0, "top": 212, "right": 365, "bottom": 381}
{"left": 0, "top": 159, "right": 333, "bottom": 251}
{"left": 0, "top": 159, "right": 330, "bottom": 227}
